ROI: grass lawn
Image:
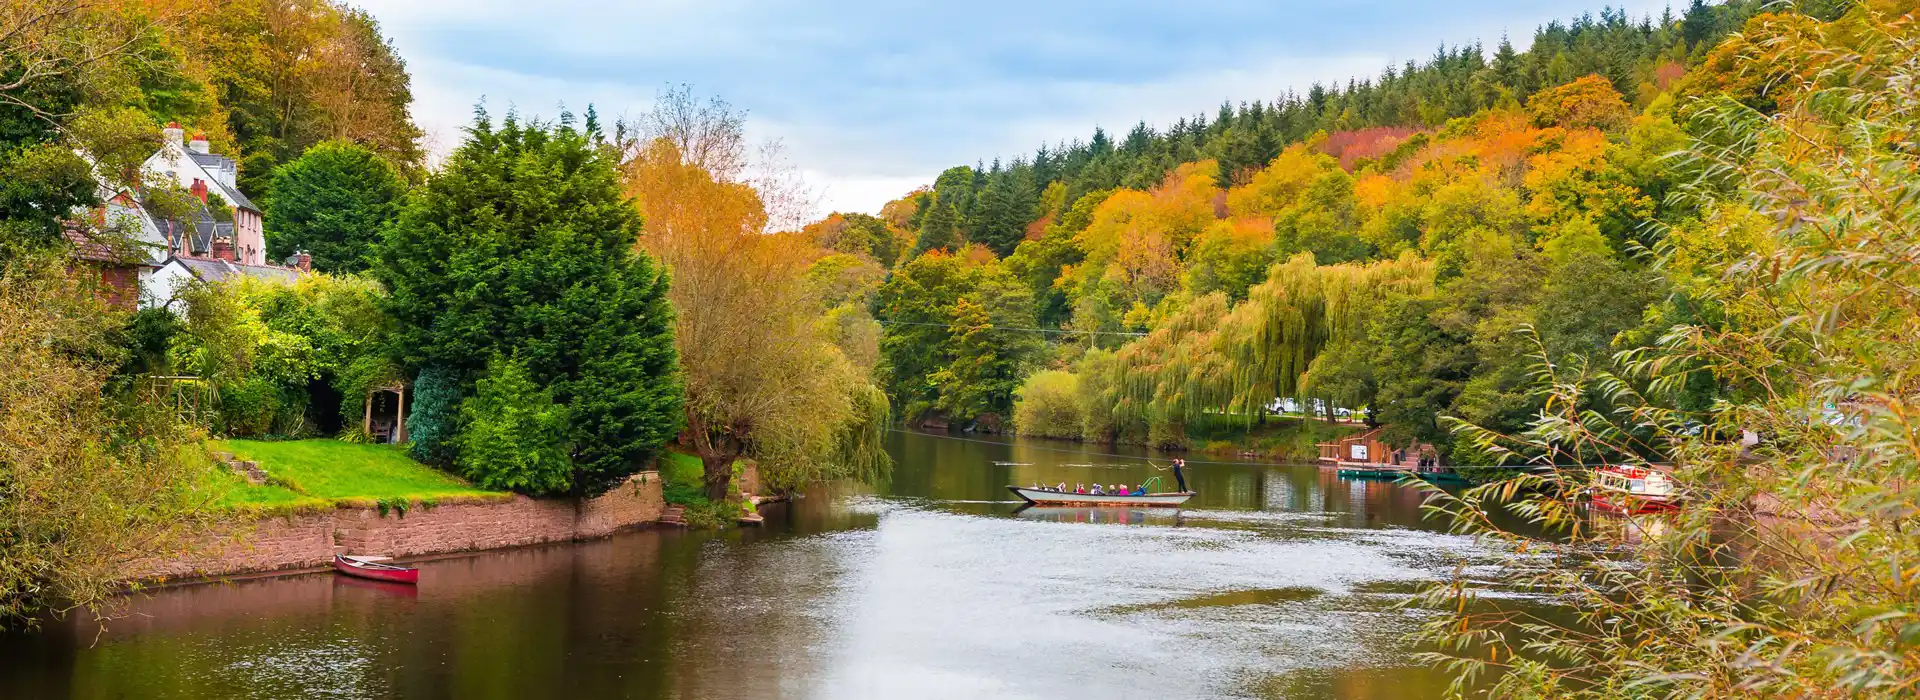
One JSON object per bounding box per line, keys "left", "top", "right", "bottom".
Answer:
{"left": 660, "top": 451, "right": 707, "bottom": 505}
{"left": 210, "top": 439, "right": 507, "bottom": 511}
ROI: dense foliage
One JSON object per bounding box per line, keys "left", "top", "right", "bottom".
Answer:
{"left": 378, "top": 111, "right": 683, "bottom": 496}
{"left": 166, "top": 273, "right": 395, "bottom": 437}
{"left": 1418, "top": 8, "right": 1920, "bottom": 695}
{"left": 453, "top": 356, "right": 572, "bottom": 496}
{"left": 0, "top": 255, "right": 216, "bottom": 626}
{"left": 263, "top": 140, "right": 407, "bottom": 272}
{"left": 858, "top": 4, "right": 1763, "bottom": 457}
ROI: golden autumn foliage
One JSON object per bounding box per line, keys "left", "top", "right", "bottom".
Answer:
{"left": 624, "top": 136, "right": 887, "bottom": 499}
{"left": 1524, "top": 74, "right": 1631, "bottom": 130}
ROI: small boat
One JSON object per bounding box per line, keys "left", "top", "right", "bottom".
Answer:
{"left": 333, "top": 554, "right": 419, "bottom": 584}
{"left": 1336, "top": 466, "right": 1410, "bottom": 480}
{"left": 1415, "top": 467, "right": 1470, "bottom": 484}
{"left": 1006, "top": 486, "right": 1193, "bottom": 508}
{"left": 1589, "top": 465, "right": 1679, "bottom": 515}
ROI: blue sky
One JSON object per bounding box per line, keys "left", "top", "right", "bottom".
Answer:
{"left": 356, "top": 0, "right": 1673, "bottom": 216}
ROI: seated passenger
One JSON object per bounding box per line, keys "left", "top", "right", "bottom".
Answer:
{"left": 1090, "top": 484, "right": 1104, "bottom": 495}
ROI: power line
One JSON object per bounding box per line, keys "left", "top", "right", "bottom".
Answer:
{"left": 885, "top": 428, "right": 1617, "bottom": 470}
{"left": 873, "top": 319, "right": 1148, "bottom": 338}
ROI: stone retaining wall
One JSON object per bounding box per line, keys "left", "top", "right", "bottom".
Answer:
{"left": 139, "top": 471, "right": 663, "bottom": 582}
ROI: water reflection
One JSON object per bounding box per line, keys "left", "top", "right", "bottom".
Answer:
{"left": 0, "top": 429, "right": 1566, "bottom": 699}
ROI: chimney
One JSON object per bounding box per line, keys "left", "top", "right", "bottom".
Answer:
{"left": 294, "top": 251, "right": 312, "bottom": 272}
{"left": 163, "top": 121, "right": 185, "bottom": 148}
{"left": 190, "top": 178, "right": 208, "bottom": 203}
{"left": 188, "top": 131, "right": 210, "bottom": 155}
{"left": 212, "top": 238, "right": 235, "bottom": 262}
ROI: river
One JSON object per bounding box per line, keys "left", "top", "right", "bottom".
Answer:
{"left": 0, "top": 429, "right": 1557, "bottom": 699}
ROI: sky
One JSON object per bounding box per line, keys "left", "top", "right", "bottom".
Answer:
{"left": 355, "top": 0, "right": 1674, "bottom": 218}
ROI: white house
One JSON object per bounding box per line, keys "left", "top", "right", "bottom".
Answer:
{"left": 147, "top": 122, "right": 266, "bottom": 266}
{"left": 69, "top": 122, "right": 305, "bottom": 310}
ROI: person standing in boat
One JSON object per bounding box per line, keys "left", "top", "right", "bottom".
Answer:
{"left": 1172, "top": 458, "right": 1189, "bottom": 493}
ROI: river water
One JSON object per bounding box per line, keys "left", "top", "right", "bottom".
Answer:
{"left": 0, "top": 430, "right": 1554, "bottom": 699}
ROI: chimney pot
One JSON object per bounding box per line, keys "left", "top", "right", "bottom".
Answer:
{"left": 190, "top": 179, "right": 208, "bottom": 203}
{"left": 163, "top": 123, "right": 185, "bottom": 147}
{"left": 294, "top": 251, "right": 312, "bottom": 272}
{"left": 188, "top": 132, "right": 210, "bottom": 155}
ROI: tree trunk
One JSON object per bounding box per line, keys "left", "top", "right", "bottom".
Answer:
{"left": 701, "top": 451, "right": 736, "bottom": 502}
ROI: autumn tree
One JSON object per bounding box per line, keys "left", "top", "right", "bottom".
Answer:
{"left": 621, "top": 88, "right": 888, "bottom": 501}
{"left": 149, "top": 0, "right": 424, "bottom": 194}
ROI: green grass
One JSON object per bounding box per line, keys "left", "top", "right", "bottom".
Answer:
{"left": 209, "top": 439, "right": 508, "bottom": 512}
{"left": 660, "top": 450, "right": 708, "bottom": 506}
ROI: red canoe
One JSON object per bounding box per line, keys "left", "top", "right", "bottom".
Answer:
{"left": 333, "top": 554, "right": 419, "bottom": 584}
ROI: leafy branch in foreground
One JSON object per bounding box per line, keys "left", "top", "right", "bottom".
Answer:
{"left": 1412, "top": 8, "right": 1920, "bottom": 698}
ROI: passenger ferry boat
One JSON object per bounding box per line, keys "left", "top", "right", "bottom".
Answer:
{"left": 1589, "top": 464, "right": 1678, "bottom": 514}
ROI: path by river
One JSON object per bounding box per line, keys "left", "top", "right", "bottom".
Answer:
{"left": 0, "top": 430, "right": 1558, "bottom": 699}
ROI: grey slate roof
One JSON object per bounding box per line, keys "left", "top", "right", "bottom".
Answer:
{"left": 146, "top": 201, "right": 230, "bottom": 256}
{"left": 187, "top": 152, "right": 256, "bottom": 211}
{"left": 172, "top": 256, "right": 301, "bottom": 284}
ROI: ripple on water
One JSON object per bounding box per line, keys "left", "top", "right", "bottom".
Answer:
{"left": 791, "top": 503, "right": 1461, "bottom": 699}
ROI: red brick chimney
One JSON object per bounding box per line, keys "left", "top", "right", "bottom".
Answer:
{"left": 212, "top": 238, "right": 235, "bottom": 262}
{"left": 190, "top": 178, "right": 208, "bottom": 203}
{"left": 294, "top": 251, "right": 312, "bottom": 271}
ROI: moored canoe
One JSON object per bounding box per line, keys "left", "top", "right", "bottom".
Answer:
{"left": 333, "top": 554, "right": 419, "bottom": 584}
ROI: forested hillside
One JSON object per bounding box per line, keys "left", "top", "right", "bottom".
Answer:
{"left": 830, "top": 0, "right": 1875, "bottom": 463}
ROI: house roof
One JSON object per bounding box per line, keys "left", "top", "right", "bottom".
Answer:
{"left": 145, "top": 200, "right": 233, "bottom": 255}
{"left": 63, "top": 226, "right": 162, "bottom": 265}
{"left": 169, "top": 256, "right": 301, "bottom": 284}
{"left": 187, "top": 152, "right": 256, "bottom": 211}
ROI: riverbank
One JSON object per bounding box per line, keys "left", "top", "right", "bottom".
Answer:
{"left": 131, "top": 439, "right": 670, "bottom": 584}
{"left": 140, "top": 471, "right": 664, "bottom": 584}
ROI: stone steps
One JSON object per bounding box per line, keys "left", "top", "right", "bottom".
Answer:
{"left": 215, "top": 453, "right": 270, "bottom": 485}
{"left": 658, "top": 504, "right": 688, "bottom": 527}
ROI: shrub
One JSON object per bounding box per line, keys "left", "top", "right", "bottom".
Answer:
{"left": 1, "top": 255, "right": 215, "bottom": 628}
{"left": 404, "top": 364, "right": 461, "bottom": 466}
{"left": 452, "top": 357, "right": 571, "bottom": 496}
{"left": 1012, "top": 369, "right": 1083, "bottom": 440}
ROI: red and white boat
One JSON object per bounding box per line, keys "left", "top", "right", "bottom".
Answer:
{"left": 1589, "top": 465, "right": 1679, "bottom": 514}
{"left": 333, "top": 554, "right": 419, "bottom": 584}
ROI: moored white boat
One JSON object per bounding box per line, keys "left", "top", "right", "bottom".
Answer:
{"left": 1589, "top": 465, "right": 1679, "bottom": 514}
{"left": 1006, "top": 485, "right": 1194, "bottom": 507}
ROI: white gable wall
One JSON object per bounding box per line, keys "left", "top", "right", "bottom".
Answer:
{"left": 143, "top": 259, "right": 197, "bottom": 312}
{"left": 142, "top": 144, "right": 266, "bottom": 266}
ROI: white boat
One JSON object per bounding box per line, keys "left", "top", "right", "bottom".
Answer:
{"left": 1006, "top": 486, "right": 1194, "bottom": 508}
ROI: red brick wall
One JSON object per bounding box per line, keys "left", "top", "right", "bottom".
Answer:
{"left": 138, "top": 472, "right": 663, "bottom": 582}
{"left": 94, "top": 265, "right": 139, "bottom": 310}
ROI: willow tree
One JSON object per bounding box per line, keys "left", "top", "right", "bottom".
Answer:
{"left": 1108, "top": 293, "right": 1238, "bottom": 446}
{"left": 1216, "top": 253, "right": 1433, "bottom": 421}
{"left": 621, "top": 89, "right": 888, "bottom": 500}
{"left": 1087, "top": 254, "right": 1435, "bottom": 446}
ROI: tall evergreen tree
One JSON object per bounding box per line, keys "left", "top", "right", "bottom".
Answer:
{"left": 914, "top": 199, "right": 959, "bottom": 254}
{"left": 377, "top": 109, "right": 682, "bottom": 495}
